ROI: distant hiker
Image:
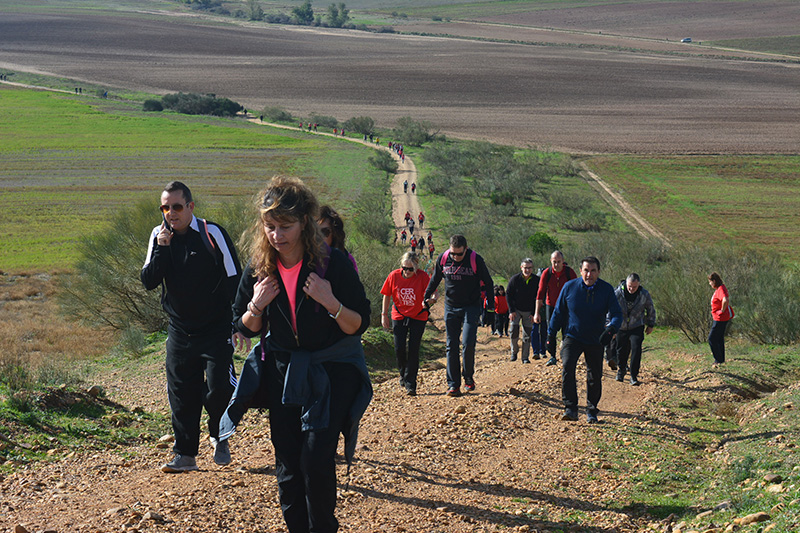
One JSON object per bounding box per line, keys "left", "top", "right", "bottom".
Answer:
{"left": 381, "top": 252, "right": 431, "bottom": 396}
{"left": 400, "top": 228, "right": 407, "bottom": 244}
{"left": 613, "top": 273, "right": 656, "bottom": 386}
{"left": 333, "top": 128, "right": 337, "bottom": 135}
{"left": 409, "top": 235, "right": 418, "bottom": 251}
{"left": 403, "top": 180, "right": 408, "bottom": 193}
{"left": 494, "top": 285, "right": 509, "bottom": 337}
{"left": 418, "top": 212, "right": 425, "bottom": 228}
{"left": 141, "top": 181, "right": 243, "bottom": 473}
{"left": 259, "top": 115, "right": 264, "bottom": 122}
{"left": 424, "top": 235, "right": 494, "bottom": 397}
{"left": 534, "top": 251, "right": 578, "bottom": 366}
{"left": 548, "top": 256, "right": 622, "bottom": 423}
{"left": 506, "top": 258, "right": 541, "bottom": 363}
{"left": 428, "top": 240, "right": 435, "bottom": 260}
{"left": 411, "top": 182, "right": 416, "bottom": 194}
{"left": 708, "top": 272, "right": 733, "bottom": 368}
{"left": 314, "top": 123, "right": 318, "bottom": 131}
{"left": 418, "top": 236, "right": 425, "bottom": 253}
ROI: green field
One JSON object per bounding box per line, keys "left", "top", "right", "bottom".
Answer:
{"left": 709, "top": 35, "right": 800, "bottom": 57}
{"left": 0, "top": 86, "right": 380, "bottom": 271}
{"left": 585, "top": 155, "right": 800, "bottom": 261}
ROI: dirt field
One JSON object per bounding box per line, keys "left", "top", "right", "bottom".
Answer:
{"left": 1, "top": 10, "right": 799, "bottom": 154}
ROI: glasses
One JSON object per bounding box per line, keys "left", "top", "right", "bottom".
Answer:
{"left": 159, "top": 203, "right": 186, "bottom": 214}
{"left": 401, "top": 266, "right": 415, "bottom": 272}
{"left": 451, "top": 250, "right": 466, "bottom": 257}
{"left": 320, "top": 227, "right": 332, "bottom": 237}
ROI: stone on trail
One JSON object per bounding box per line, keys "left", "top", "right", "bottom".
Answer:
{"left": 734, "top": 512, "right": 770, "bottom": 525}
{"left": 158, "top": 434, "right": 174, "bottom": 442}
{"left": 86, "top": 385, "right": 103, "bottom": 397}
{"left": 14, "top": 526, "right": 30, "bottom": 533}
{"left": 763, "top": 473, "right": 782, "bottom": 483}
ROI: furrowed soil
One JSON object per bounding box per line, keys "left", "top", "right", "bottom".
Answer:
{"left": 1, "top": 9, "right": 799, "bottom": 154}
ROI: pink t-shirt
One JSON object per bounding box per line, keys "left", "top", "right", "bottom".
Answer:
{"left": 278, "top": 259, "right": 304, "bottom": 332}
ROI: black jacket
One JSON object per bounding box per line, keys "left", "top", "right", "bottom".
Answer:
{"left": 506, "top": 272, "right": 539, "bottom": 313}
{"left": 141, "top": 216, "right": 241, "bottom": 335}
{"left": 424, "top": 248, "right": 494, "bottom": 310}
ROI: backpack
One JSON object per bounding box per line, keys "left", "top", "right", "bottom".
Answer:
{"left": 542, "top": 264, "right": 576, "bottom": 289}
{"left": 440, "top": 248, "right": 477, "bottom": 273}
{"left": 197, "top": 218, "right": 218, "bottom": 266}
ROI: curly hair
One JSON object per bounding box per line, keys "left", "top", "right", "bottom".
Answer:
{"left": 244, "top": 176, "right": 325, "bottom": 279}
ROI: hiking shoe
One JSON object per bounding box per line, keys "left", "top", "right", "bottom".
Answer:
{"left": 213, "top": 438, "right": 231, "bottom": 466}
{"left": 616, "top": 373, "right": 625, "bottom": 382}
{"left": 446, "top": 387, "right": 461, "bottom": 397}
{"left": 464, "top": 380, "right": 476, "bottom": 392}
{"left": 521, "top": 359, "right": 531, "bottom": 364}
{"left": 630, "top": 378, "right": 640, "bottom": 386}
{"left": 161, "top": 454, "right": 198, "bottom": 473}
{"left": 587, "top": 413, "right": 600, "bottom": 424}
{"left": 406, "top": 388, "right": 417, "bottom": 396}
{"left": 546, "top": 357, "right": 558, "bottom": 366}
{"left": 607, "top": 358, "right": 618, "bottom": 371}
{"left": 561, "top": 410, "right": 578, "bottom": 422}
{"left": 510, "top": 354, "right": 517, "bottom": 362}
{"left": 532, "top": 353, "right": 541, "bottom": 360}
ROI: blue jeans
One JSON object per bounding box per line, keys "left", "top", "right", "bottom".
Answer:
{"left": 444, "top": 303, "right": 481, "bottom": 389}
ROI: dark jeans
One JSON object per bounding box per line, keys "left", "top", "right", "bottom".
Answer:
{"left": 708, "top": 320, "right": 728, "bottom": 364}
{"left": 494, "top": 311, "right": 509, "bottom": 335}
{"left": 165, "top": 325, "right": 235, "bottom": 456}
{"left": 392, "top": 318, "right": 426, "bottom": 390}
{"left": 268, "top": 358, "right": 361, "bottom": 533}
{"left": 561, "top": 337, "right": 604, "bottom": 416}
{"left": 615, "top": 325, "right": 645, "bottom": 379}
{"left": 540, "top": 303, "right": 567, "bottom": 353}
{"left": 444, "top": 303, "right": 481, "bottom": 388}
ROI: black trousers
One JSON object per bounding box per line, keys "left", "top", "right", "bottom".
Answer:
{"left": 165, "top": 325, "right": 235, "bottom": 456}
{"left": 392, "top": 318, "right": 426, "bottom": 391}
{"left": 268, "top": 358, "right": 361, "bottom": 533}
{"left": 709, "top": 320, "right": 728, "bottom": 364}
{"left": 615, "top": 325, "right": 645, "bottom": 379}
{"left": 561, "top": 337, "right": 604, "bottom": 416}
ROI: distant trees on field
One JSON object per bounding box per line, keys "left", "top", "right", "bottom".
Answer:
{"left": 147, "top": 93, "right": 243, "bottom": 117}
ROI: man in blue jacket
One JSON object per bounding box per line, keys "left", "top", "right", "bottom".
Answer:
{"left": 547, "top": 256, "right": 622, "bottom": 423}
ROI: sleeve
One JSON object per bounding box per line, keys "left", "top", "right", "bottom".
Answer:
{"left": 645, "top": 291, "right": 656, "bottom": 327}
{"left": 606, "top": 286, "right": 623, "bottom": 331}
{"left": 209, "top": 224, "right": 242, "bottom": 304}
{"left": 536, "top": 268, "right": 548, "bottom": 301}
{"left": 140, "top": 227, "right": 167, "bottom": 291}
{"left": 424, "top": 254, "right": 444, "bottom": 300}
{"left": 232, "top": 263, "right": 259, "bottom": 337}
{"left": 380, "top": 270, "right": 395, "bottom": 298}
{"left": 547, "top": 283, "right": 568, "bottom": 337}
{"left": 477, "top": 255, "right": 494, "bottom": 311}
{"left": 505, "top": 276, "right": 516, "bottom": 311}
{"left": 330, "top": 251, "right": 371, "bottom": 336}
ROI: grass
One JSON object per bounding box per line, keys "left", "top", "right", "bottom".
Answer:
{"left": 0, "top": 86, "right": 382, "bottom": 271}
{"left": 584, "top": 155, "right": 800, "bottom": 261}
{"left": 709, "top": 35, "right": 800, "bottom": 57}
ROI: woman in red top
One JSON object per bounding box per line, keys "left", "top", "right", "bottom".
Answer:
{"left": 381, "top": 252, "right": 431, "bottom": 395}
{"left": 708, "top": 272, "right": 733, "bottom": 367}
{"left": 493, "top": 285, "right": 510, "bottom": 337}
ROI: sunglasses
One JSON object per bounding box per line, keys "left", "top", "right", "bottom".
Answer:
{"left": 159, "top": 203, "right": 186, "bottom": 214}
{"left": 401, "top": 266, "right": 415, "bottom": 272}
{"left": 321, "top": 227, "right": 332, "bottom": 237}
{"left": 451, "top": 250, "right": 466, "bottom": 257}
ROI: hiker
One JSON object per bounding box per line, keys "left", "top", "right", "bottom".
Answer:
{"left": 141, "top": 181, "right": 242, "bottom": 473}
{"left": 534, "top": 250, "right": 578, "bottom": 366}
{"left": 613, "top": 273, "right": 656, "bottom": 385}
{"left": 411, "top": 182, "right": 416, "bottom": 194}
{"left": 428, "top": 240, "right": 435, "bottom": 260}
{"left": 381, "top": 252, "right": 431, "bottom": 396}
{"left": 418, "top": 212, "right": 425, "bottom": 228}
{"left": 506, "top": 258, "right": 541, "bottom": 363}
{"left": 225, "top": 176, "right": 372, "bottom": 533}
{"left": 424, "top": 235, "right": 494, "bottom": 397}
{"left": 400, "top": 228, "right": 407, "bottom": 245}
{"left": 494, "top": 285, "right": 509, "bottom": 337}
{"left": 547, "top": 256, "right": 622, "bottom": 423}
{"left": 319, "top": 205, "right": 358, "bottom": 273}
{"left": 409, "top": 235, "right": 418, "bottom": 252}
{"left": 708, "top": 272, "right": 733, "bottom": 368}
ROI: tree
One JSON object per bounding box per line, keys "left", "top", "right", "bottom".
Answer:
{"left": 292, "top": 0, "right": 314, "bottom": 25}
{"left": 344, "top": 116, "right": 374, "bottom": 135}
{"left": 326, "top": 2, "right": 349, "bottom": 27}
{"left": 246, "top": 0, "right": 264, "bottom": 20}
{"left": 393, "top": 116, "right": 439, "bottom": 147}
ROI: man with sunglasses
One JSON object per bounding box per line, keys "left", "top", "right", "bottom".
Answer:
{"left": 141, "top": 181, "right": 242, "bottom": 473}
{"left": 424, "top": 235, "right": 494, "bottom": 397}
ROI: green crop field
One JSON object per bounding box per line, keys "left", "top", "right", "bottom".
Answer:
{"left": 709, "top": 35, "right": 800, "bottom": 57}
{"left": 0, "top": 86, "right": 380, "bottom": 271}
{"left": 585, "top": 155, "right": 800, "bottom": 261}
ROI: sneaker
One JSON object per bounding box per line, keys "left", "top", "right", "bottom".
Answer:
{"left": 561, "top": 410, "right": 578, "bottom": 421}
{"left": 464, "top": 380, "right": 476, "bottom": 392}
{"left": 213, "top": 438, "right": 231, "bottom": 466}
{"left": 607, "top": 358, "right": 618, "bottom": 371}
{"left": 521, "top": 359, "right": 531, "bottom": 364}
{"left": 616, "top": 373, "right": 625, "bottom": 382}
{"left": 446, "top": 387, "right": 461, "bottom": 397}
{"left": 546, "top": 356, "right": 558, "bottom": 366}
{"left": 406, "top": 388, "right": 417, "bottom": 396}
{"left": 510, "top": 354, "right": 518, "bottom": 362}
{"left": 532, "top": 353, "right": 541, "bottom": 360}
{"left": 161, "top": 454, "right": 198, "bottom": 473}
{"left": 587, "top": 413, "right": 600, "bottom": 424}
{"left": 630, "top": 378, "right": 640, "bottom": 386}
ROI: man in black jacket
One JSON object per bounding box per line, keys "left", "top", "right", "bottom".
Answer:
{"left": 506, "top": 258, "right": 541, "bottom": 363}
{"left": 141, "top": 181, "right": 242, "bottom": 473}
{"left": 424, "top": 235, "right": 494, "bottom": 397}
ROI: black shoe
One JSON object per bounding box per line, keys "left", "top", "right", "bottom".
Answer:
{"left": 521, "top": 359, "right": 531, "bottom": 364}
{"left": 561, "top": 410, "right": 578, "bottom": 421}
{"left": 587, "top": 413, "right": 600, "bottom": 424}
{"left": 532, "top": 353, "right": 541, "bottom": 360}
{"left": 406, "top": 388, "right": 417, "bottom": 396}
{"left": 630, "top": 378, "right": 640, "bottom": 386}
{"left": 546, "top": 357, "right": 558, "bottom": 366}
{"left": 607, "top": 359, "right": 618, "bottom": 371}
{"left": 616, "top": 373, "right": 624, "bottom": 382}
{"left": 510, "top": 354, "right": 517, "bottom": 362}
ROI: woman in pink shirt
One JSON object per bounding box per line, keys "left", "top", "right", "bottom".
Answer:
{"left": 708, "top": 272, "right": 733, "bottom": 367}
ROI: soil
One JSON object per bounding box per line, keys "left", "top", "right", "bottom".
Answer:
{"left": 1, "top": 10, "right": 799, "bottom": 154}
{"left": 4, "top": 149, "right": 669, "bottom": 533}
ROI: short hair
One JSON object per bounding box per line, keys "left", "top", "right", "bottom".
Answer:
{"left": 580, "top": 256, "right": 601, "bottom": 270}
{"left": 521, "top": 258, "right": 533, "bottom": 266}
{"left": 626, "top": 273, "right": 640, "bottom": 283}
{"left": 319, "top": 205, "right": 347, "bottom": 251}
{"left": 400, "top": 251, "right": 420, "bottom": 269}
{"left": 551, "top": 250, "right": 564, "bottom": 260}
{"left": 449, "top": 234, "right": 467, "bottom": 249}
{"left": 164, "top": 181, "right": 193, "bottom": 203}
{"left": 708, "top": 272, "right": 723, "bottom": 288}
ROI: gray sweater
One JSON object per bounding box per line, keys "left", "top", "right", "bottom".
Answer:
{"left": 614, "top": 283, "right": 656, "bottom": 331}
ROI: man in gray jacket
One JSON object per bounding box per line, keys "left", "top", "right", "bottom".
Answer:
{"left": 614, "top": 273, "right": 656, "bottom": 386}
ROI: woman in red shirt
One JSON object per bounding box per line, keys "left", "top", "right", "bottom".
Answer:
{"left": 493, "top": 285, "right": 509, "bottom": 337}
{"left": 381, "top": 252, "right": 431, "bottom": 395}
{"left": 708, "top": 272, "right": 733, "bottom": 367}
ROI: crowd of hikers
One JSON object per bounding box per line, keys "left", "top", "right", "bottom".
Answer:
{"left": 143, "top": 176, "right": 731, "bottom": 532}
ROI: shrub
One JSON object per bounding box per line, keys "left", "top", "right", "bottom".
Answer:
{"left": 378, "top": 26, "right": 395, "bottom": 33}
{"left": 263, "top": 106, "right": 293, "bottom": 122}
{"left": 345, "top": 116, "right": 375, "bottom": 135}
{"left": 310, "top": 113, "right": 339, "bottom": 128}
{"left": 527, "top": 232, "right": 561, "bottom": 255}
{"left": 348, "top": 237, "right": 402, "bottom": 327}
{"left": 142, "top": 99, "right": 163, "bottom": 112}
{"left": 393, "top": 116, "right": 438, "bottom": 147}
{"left": 352, "top": 175, "right": 393, "bottom": 244}
{"left": 265, "top": 13, "right": 291, "bottom": 23}
{"left": 161, "top": 92, "right": 242, "bottom": 117}
{"left": 368, "top": 149, "right": 398, "bottom": 175}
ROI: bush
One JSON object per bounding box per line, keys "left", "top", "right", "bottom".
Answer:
{"left": 310, "top": 113, "right": 339, "bottom": 128}
{"left": 161, "top": 92, "right": 243, "bottom": 117}
{"left": 352, "top": 175, "right": 393, "bottom": 244}
{"left": 348, "top": 237, "right": 403, "bottom": 327}
{"left": 344, "top": 116, "right": 375, "bottom": 135}
{"left": 368, "top": 149, "right": 398, "bottom": 175}
{"left": 527, "top": 232, "right": 561, "bottom": 255}
{"left": 378, "top": 26, "right": 395, "bottom": 33}
{"left": 393, "top": 116, "right": 438, "bottom": 147}
{"left": 263, "top": 106, "right": 293, "bottom": 122}
{"left": 265, "top": 13, "right": 292, "bottom": 23}
{"left": 142, "top": 99, "right": 163, "bottom": 112}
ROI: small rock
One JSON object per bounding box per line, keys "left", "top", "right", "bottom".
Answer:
{"left": 765, "top": 484, "right": 783, "bottom": 493}
{"left": 714, "top": 500, "right": 732, "bottom": 511}
{"left": 763, "top": 524, "right": 777, "bottom": 532}
{"left": 142, "top": 511, "right": 165, "bottom": 522}
{"left": 764, "top": 473, "right": 782, "bottom": 484}
{"left": 107, "top": 507, "right": 125, "bottom": 515}
{"left": 436, "top": 506, "right": 448, "bottom": 512}
{"left": 600, "top": 463, "right": 613, "bottom": 470}
{"left": 734, "top": 512, "right": 770, "bottom": 525}
{"left": 454, "top": 405, "right": 466, "bottom": 414}
{"left": 14, "top": 525, "right": 30, "bottom": 533}
{"left": 156, "top": 442, "right": 170, "bottom": 449}
{"left": 158, "top": 434, "right": 175, "bottom": 443}
{"left": 231, "top": 480, "right": 245, "bottom": 487}
{"left": 697, "top": 510, "right": 713, "bottom": 519}
{"left": 86, "top": 385, "right": 103, "bottom": 397}
{"left": 509, "top": 387, "right": 523, "bottom": 396}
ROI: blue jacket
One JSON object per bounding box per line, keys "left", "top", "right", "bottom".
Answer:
{"left": 548, "top": 278, "right": 622, "bottom": 345}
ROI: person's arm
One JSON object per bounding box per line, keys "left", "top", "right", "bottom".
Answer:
{"left": 606, "top": 286, "right": 623, "bottom": 332}
{"left": 232, "top": 263, "right": 272, "bottom": 338}
{"left": 533, "top": 271, "right": 547, "bottom": 324}
{"left": 424, "top": 255, "right": 444, "bottom": 304}
{"left": 644, "top": 291, "right": 656, "bottom": 334}
{"left": 306, "top": 253, "right": 371, "bottom": 336}
{"left": 140, "top": 226, "right": 169, "bottom": 291}
{"left": 381, "top": 294, "right": 392, "bottom": 330}
{"left": 478, "top": 255, "right": 494, "bottom": 311}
